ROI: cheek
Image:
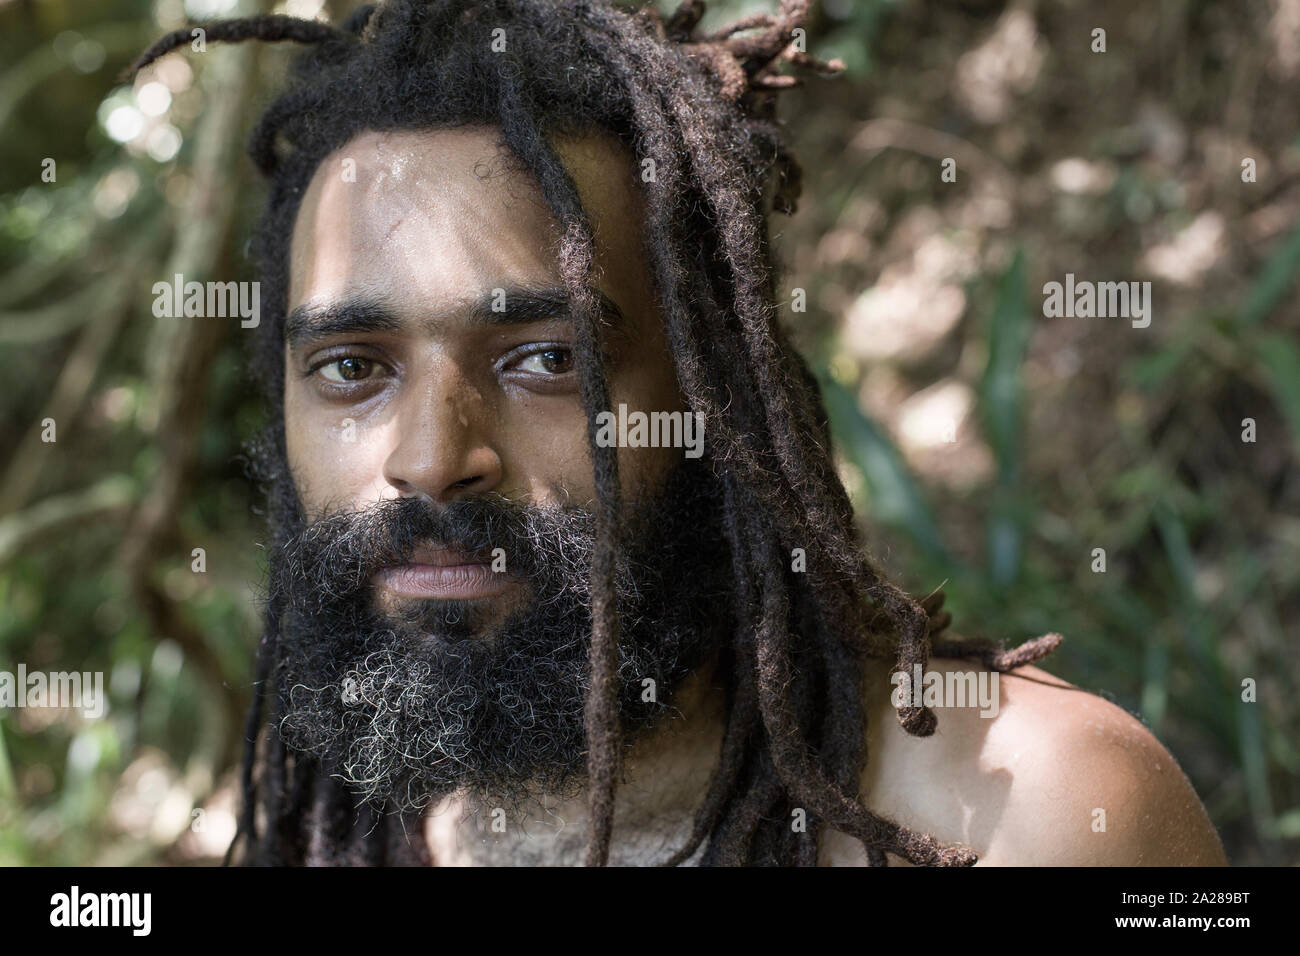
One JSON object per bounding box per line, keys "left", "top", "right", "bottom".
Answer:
{"left": 499, "top": 393, "right": 596, "bottom": 505}
{"left": 283, "top": 377, "right": 392, "bottom": 514}
{"left": 606, "top": 340, "right": 688, "bottom": 497}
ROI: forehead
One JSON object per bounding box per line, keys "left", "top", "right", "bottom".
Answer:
{"left": 287, "top": 126, "right": 650, "bottom": 313}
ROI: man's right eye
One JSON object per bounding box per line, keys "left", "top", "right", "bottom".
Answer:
{"left": 315, "top": 356, "right": 384, "bottom": 383}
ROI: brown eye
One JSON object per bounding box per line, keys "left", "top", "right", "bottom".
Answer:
{"left": 319, "top": 356, "right": 379, "bottom": 383}
{"left": 516, "top": 348, "right": 574, "bottom": 375}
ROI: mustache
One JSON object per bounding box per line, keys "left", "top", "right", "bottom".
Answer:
{"left": 276, "top": 493, "right": 600, "bottom": 606}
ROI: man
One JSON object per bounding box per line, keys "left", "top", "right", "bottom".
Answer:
{"left": 132, "top": 0, "right": 1226, "bottom": 866}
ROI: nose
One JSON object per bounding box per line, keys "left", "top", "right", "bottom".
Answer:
{"left": 381, "top": 358, "right": 503, "bottom": 505}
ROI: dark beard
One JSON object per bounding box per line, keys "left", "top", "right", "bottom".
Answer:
{"left": 263, "top": 451, "right": 734, "bottom": 815}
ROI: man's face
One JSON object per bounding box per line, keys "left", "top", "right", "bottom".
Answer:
{"left": 269, "top": 125, "right": 731, "bottom": 810}
{"left": 284, "top": 125, "right": 684, "bottom": 555}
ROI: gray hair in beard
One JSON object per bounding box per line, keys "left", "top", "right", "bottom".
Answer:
{"left": 270, "top": 457, "right": 734, "bottom": 815}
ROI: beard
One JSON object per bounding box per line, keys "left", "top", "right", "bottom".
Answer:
{"left": 261, "top": 447, "right": 734, "bottom": 815}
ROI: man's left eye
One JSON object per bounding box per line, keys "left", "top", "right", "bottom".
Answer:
{"left": 513, "top": 348, "right": 574, "bottom": 375}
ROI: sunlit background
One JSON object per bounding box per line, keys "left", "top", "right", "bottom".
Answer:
{"left": 1, "top": 0, "right": 1297, "bottom": 865}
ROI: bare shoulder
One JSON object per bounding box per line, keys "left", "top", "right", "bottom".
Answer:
{"left": 829, "top": 654, "right": 1228, "bottom": 866}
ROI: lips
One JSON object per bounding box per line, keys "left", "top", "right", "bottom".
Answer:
{"left": 373, "top": 543, "right": 514, "bottom": 600}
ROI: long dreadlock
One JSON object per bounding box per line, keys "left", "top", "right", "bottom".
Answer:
{"left": 130, "top": 0, "right": 1062, "bottom": 867}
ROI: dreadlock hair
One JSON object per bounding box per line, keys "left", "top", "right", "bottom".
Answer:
{"left": 131, "top": 0, "right": 1063, "bottom": 867}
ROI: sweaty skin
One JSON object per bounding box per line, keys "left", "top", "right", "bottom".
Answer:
{"left": 284, "top": 126, "right": 1228, "bottom": 866}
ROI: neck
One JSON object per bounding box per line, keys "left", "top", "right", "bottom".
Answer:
{"left": 423, "top": 652, "right": 727, "bottom": 865}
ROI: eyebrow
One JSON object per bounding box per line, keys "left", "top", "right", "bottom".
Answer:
{"left": 283, "top": 285, "right": 626, "bottom": 350}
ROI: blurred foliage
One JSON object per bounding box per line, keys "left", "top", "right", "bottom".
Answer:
{"left": 0, "top": 0, "right": 1296, "bottom": 866}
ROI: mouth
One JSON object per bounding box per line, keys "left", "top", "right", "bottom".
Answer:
{"left": 373, "top": 543, "right": 517, "bottom": 601}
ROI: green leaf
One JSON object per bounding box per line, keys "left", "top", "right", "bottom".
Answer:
{"left": 1273, "top": 808, "right": 1300, "bottom": 838}
{"left": 980, "top": 248, "right": 1031, "bottom": 587}
{"left": 0, "top": 718, "right": 14, "bottom": 802}
{"left": 1237, "top": 687, "right": 1275, "bottom": 834}
{"left": 818, "top": 372, "right": 951, "bottom": 565}
{"left": 1254, "top": 331, "right": 1300, "bottom": 451}
{"left": 1240, "top": 222, "right": 1300, "bottom": 327}
{"left": 1126, "top": 334, "right": 1196, "bottom": 389}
